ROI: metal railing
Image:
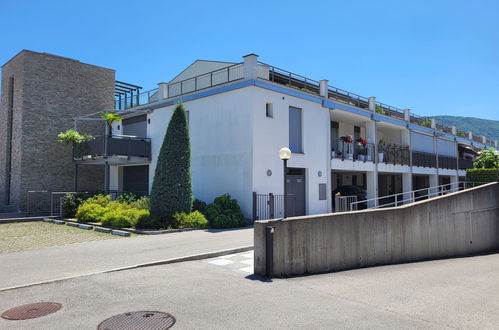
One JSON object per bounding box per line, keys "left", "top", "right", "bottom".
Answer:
{"left": 375, "top": 102, "right": 405, "bottom": 121}
{"left": 412, "top": 150, "right": 437, "bottom": 168}
{"left": 115, "top": 88, "right": 159, "bottom": 110}
{"left": 168, "top": 63, "right": 244, "bottom": 98}
{"left": 349, "top": 181, "right": 488, "bottom": 211}
{"left": 378, "top": 143, "right": 410, "bottom": 165}
{"left": 334, "top": 195, "right": 358, "bottom": 212}
{"left": 73, "top": 135, "right": 151, "bottom": 160}
{"left": 258, "top": 61, "right": 321, "bottom": 96}
{"left": 328, "top": 86, "right": 369, "bottom": 110}
{"left": 331, "top": 139, "right": 375, "bottom": 162}
{"left": 438, "top": 155, "right": 458, "bottom": 170}
{"left": 252, "top": 192, "right": 296, "bottom": 221}
{"left": 458, "top": 158, "right": 474, "bottom": 170}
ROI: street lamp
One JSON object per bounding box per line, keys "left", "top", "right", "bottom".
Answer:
{"left": 279, "top": 147, "right": 291, "bottom": 218}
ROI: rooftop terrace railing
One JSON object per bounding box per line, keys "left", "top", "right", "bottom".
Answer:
{"left": 375, "top": 102, "right": 405, "bottom": 121}
{"left": 115, "top": 88, "right": 158, "bottom": 110}
{"left": 168, "top": 62, "right": 244, "bottom": 98}
{"left": 258, "top": 61, "right": 321, "bottom": 96}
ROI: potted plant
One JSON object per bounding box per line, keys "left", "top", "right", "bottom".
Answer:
{"left": 101, "top": 112, "right": 123, "bottom": 137}
{"left": 378, "top": 140, "right": 386, "bottom": 163}
{"left": 356, "top": 137, "right": 368, "bottom": 161}
{"left": 340, "top": 136, "right": 353, "bottom": 159}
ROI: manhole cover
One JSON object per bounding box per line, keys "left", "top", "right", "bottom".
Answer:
{"left": 1, "top": 302, "right": 62, "bottom": 320}
{"left": 97, "top": 311, "right": 176, "bottom": 330}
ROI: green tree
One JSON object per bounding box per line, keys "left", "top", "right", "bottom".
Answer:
{"left": 473, "top": 149, "right": 499, "bottom": 169}
{"left": 57, "top": 129, "right": 93, "bottom": 145}
{"left": 101, "top": 112, "right": 123, "bottom": 136}
{"left": 149, "top": 103, "right": 192, "bottom": 228}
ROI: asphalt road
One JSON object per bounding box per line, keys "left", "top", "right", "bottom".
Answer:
{"left": 0, "top": 227, "right": 253, "bottom": 289}
{"left": 1, "top": 251, "right": 498, "bottom": 329}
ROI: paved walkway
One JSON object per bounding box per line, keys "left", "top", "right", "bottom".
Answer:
{"left": 0, "top": 227, "right": 253, "bottom": 289}
{"left": 0, "top": 252, "right": 498, "bottom": 329}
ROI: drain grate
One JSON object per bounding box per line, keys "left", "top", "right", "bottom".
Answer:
{"left": 1, "top": 302, "right": 62, "bottom": 320}
{"left": 97, "top": 311, "right": 176, "bottom": 330}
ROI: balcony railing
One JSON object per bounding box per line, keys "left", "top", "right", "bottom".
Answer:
{"left": 458, "top": 158, "right": 474, "bottom": 170}
{"left": 412, "top": 150, "right": 437, "bottom": 168}
{"left": 438, "top": 155, "right": 458, "bottom": 170}
{"left": 73, "top": 135, "right": 151, "bottom": 160}
{"left": 167, "top": 63, "right": 244, "bottom": 98}
{"left": 378, "top": 143, "right": 410, "bottom": 166}
{"left": 115, "top": 88, "right": 159, "bottom": 110}
{"left": 331, "top": 139, "right": 375, "bottom": 162}
{"left": 375, "top": 102, "right": 405, "bottom": 121}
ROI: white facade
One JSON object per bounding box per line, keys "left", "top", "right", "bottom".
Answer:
{"left": 105, "top": 54, "right": 493, "bottom": 219}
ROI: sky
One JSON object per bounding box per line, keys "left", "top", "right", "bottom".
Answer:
{"left": 1, "top": 0, "right": 498, "bottom": 120}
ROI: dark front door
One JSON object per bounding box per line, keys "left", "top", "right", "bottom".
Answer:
{"left": 286, "top": 168, "right": 306, "bottom": 216}
{"left": 123, "top": 165, "right": 149, "bottom": 195}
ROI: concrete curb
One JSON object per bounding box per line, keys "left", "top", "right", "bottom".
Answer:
{"left": 0, "top": 216, "right": 56, "bottom": 224}
{"left": 111, "top": 230, "right": 130, "bottom": 237}
{"left": 0, "top": 245, "right": 253, "bottom": 293}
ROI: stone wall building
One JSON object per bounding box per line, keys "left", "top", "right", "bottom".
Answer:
{"left": 0, "top": 50, "right": 115, "bottom": 212}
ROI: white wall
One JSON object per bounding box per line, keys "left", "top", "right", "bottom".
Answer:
{"left": 411, "top": 132, "right": 435, "bottom": 153}
{"left": 251, "top": 87, "right": 330, "bottom": 216}
{"left": 147, "top": 88, "right": 254, "bottom": 217}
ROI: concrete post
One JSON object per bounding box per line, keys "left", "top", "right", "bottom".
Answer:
{"left": 368, "top": 97, "right": 376, "bottom": 112}
{"left": 403, "top": 109, "right": 410, "bottom": 122}
{"left": 450, "top": 174, "right": 459, "bottom": 192}
{"left": 157, "top": 82, "right": 168, "bottom": 99}
{"left": 366, "top": 171, "right": 378, "bottom": 208}
{"left": 495, "top": 141, "right": 498, "bottom": 148}
{"left": 482, "top": 136, "right": 487, "bottom": 144}
{"left": 468, "top": 131, "right": 473, "bottom": 140}
{"left": 429, "top": 174, "right": 439, "bottom": 198}
{"left": 402, "top": 173, "right": 413, "bottom": 204}
{"left": 430, "top": 118, "right": 436, "bottom": 129}
{"left": 319, "top": 80, "right": 329, "bottom": 98}
{"left": 243, "top": 53, "right": 258, "bottom": 81}
{"left": 451, "top": 126, "right": 457, "bottom": 135}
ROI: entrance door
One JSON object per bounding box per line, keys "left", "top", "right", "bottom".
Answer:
{"left": 286, "top": 168, "right": 305, "bottom": 216}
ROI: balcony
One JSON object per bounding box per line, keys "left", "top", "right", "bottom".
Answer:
{"left": 438, "top": 155, "right": 458, "bottom": 170}
{"left": 332, "top": 138, "right": 375, "bottom": 162}
{"left": 378, "top": 143, "right": 410, "bottom": 166}
{"left": 412, "top": 151, "right": 437, "bottom": 168}
{"left": 73, "top": 135, "right": 151, "bottom": 164}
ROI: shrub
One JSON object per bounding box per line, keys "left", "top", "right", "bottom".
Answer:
{"left": 116, "top": 192, "right": 138, "bottom": 204}
{"left": 172, "top": 211, "right": 208, "bottom": 229}
{"left": 205, "top": 194, "right": 247, "bottom": 229}
{"left": 130, "top": 196, "right": 150, "bottom": 210}
{"left": 101, "top": 208, "right": 149, "bottom": 228}
{"left": 76, "top": 203, "right": 107, "bottom": 223}
{"left": 150, "top": 103, "right": 192, "bottom": 228}
{"left": 84, "top": 194, "right": 111, "bottom": 207}
{"left": 466, "top": 168, "right": 499, "bottom": 183}
{"left": 473, "top": 149, "right": 498, "bottom": 169}
{"left": 192, "top": 198, "right": 207, "bottom": 213}
{"left": 61, "top": 192, "right": 88, "bottom": 218}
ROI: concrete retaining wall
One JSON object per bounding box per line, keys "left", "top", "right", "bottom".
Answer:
{"left": 254, "top": 182, "right": 499, "bottom": 277}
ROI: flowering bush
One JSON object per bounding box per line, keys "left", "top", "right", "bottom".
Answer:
{"left": 340, "top": 136, "right": 353, "bottom": 143}
{"left": 356, "top": 137, "right": 368, "bottom": 146}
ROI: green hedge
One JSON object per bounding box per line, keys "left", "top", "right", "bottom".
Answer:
{"left": 466, "top": 168, "right": 499, "bottom": 183}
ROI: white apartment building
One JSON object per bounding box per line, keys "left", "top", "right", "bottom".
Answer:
{"left": 73, "top": 54, "right": 497, "bottom": 220}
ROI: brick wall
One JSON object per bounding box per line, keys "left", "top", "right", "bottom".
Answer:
{"left": 0, "top": 50, "right": 115, "bottom": 211}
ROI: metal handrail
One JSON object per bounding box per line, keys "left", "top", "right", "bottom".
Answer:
{"left": 349, "top": 181, "right": 490, "bottom": 210}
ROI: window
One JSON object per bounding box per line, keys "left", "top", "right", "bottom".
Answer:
{"left": 289, "top": 106, "right": 302, "bottom": 153}
{"left": 265, "top": 103, "right": 273, "bottom": 118}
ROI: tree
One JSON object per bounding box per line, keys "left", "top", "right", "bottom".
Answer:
{"left": 101, "top": 112, "right": 123, "bottom": 136}
{"left": 149, "top": 103, "right": 192, "bottom": 228}
{"left": 473, "top": 149, "right": 499, "bottom": 169}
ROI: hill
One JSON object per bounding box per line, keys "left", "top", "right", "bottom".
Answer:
{"left": 431, "top": 116, "right": 499, "bottom": 141}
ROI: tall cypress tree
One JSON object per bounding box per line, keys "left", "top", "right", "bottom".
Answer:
{"left": 150, "top": 103, "right": 192, "bottom": 228}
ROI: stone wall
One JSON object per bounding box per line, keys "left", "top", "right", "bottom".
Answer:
{"left": 254, "top": 182, "right": 499, "bottom": 277}
{"left": 0, "top": 50, "right": 115, "bottom": 211}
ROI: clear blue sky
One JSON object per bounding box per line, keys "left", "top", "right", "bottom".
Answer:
{"left": 1, "top": 0, "right": 498, "bottom": 120}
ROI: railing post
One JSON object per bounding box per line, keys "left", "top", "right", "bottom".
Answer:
{"left": 451, "top": 126, "right": 457, "bottom": 135}
{"left": 403, "top": 109, "right": 410, "bottom": 122}
{"left": 430, "top": 118, "right": 436, "bottom": 129}
{"left": 243, "top": 53, "right": 258, "bottom": 81}
{"left": 269, "top": 193, "right": 275, "bottom": 219}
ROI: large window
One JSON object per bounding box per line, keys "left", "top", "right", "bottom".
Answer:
{"left": 289, "top": 106, "right": 302, "bottom": 153}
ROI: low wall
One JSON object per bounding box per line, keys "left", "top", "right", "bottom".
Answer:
{"left": 254, "top": 182, "right": 499, "bottom": 277}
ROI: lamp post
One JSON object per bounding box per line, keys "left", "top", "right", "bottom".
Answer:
{"left": 279, "top": 147, "right": 291, "bottom": 218}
